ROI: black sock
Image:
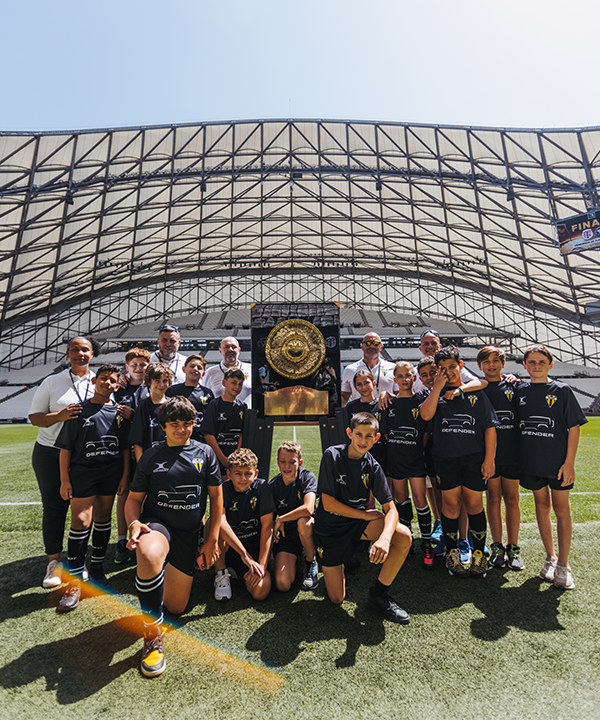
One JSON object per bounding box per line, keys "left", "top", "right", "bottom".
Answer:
{"left": 66, "top": 526, "right": 90, "bottom": 578}
{"left": 90, "top": 519, "right": 111, "bottom": 569}
{"left": 441, "top": 514, "right": 459, "bottom": 550}
{"left": 136, "top": 569, "right": 165, "bottom": 624}
{"left": 396, "top": 499, "right": 414, "bottom": 530}
{"left": 416, "top": 505, "right": 432, "bottom": 540}
{"left": 370, "top": 579, "right": 390, "bottom": 598}
{"left": 468, "top": 511, "right": 487, "bottom": 552}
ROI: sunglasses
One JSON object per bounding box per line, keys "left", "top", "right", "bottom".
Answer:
{"left": 363, "top": 340, "right": 381, "bottom": 347}
{"left": 159, "top": 324, "right": 180, "bottom": 332}
{"left": 419, "top": 330, "right": 440, "bottom": 340}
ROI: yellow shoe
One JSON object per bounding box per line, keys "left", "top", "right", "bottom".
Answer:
{"left": 141, "top": 625, "right": 166, "bottom": 677}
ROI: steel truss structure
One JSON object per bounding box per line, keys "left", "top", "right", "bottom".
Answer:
{"left": 1, "top": 119, "right": 600, "bottom": 369}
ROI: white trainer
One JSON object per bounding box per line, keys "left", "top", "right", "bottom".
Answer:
{"left": 539, "top": 556, "right": 558, "bottom": 582}
{"left": 214, "top": 568, "right": 232, "bottom": 601}
{"left": 42, "top": 560, "right": 63, "bottom": 588}
{"left": 554, "top": 562, "right": 575, "bottom": 590}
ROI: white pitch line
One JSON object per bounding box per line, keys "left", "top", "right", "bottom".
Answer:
{"left": 0, "top": 501, "right": 42, "bottom": 505}
{"left": 293, "top": 425, "right": 297, "bottom": 443}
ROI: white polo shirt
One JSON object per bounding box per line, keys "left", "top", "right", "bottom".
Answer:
{"left": 203, "top": 360, "right": 252, "bottom": 408}
{"left": 341, "top": 357, "right": 396, "bottom": 401}
{"left": 149, "top": 350, "right": 187, "bottom": 384}
{"left": 28, "top": 368, "right": 96, "bottom": 448}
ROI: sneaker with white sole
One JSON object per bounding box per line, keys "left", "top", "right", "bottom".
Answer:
{"left": 506, "top": 544, "right": 525, "bottom": 571}
{"left": 141, "top": 624, "right": 166, "bottom": 677}
{"left": 43, "top": 560, "right": 63, "bottom": 588}
{"left": 214, "top": 568, "right": 233, "bottom": 601}
{"left": 489, "top": 542, "right": 506, "bottom": 569}
{"left": 301, "top": 559, "right": 319, "bottom": 590}
{"left": 539, "top": 556, "right": 558, "bottom": 582}
{"left": 458, "top": 539, "right": 472, "bottom": 566}
{"left": 554, "top": 562, "right": 575, "bottom": 590}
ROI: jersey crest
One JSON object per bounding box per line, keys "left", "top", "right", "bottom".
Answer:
{"left": 193, "top": 458, "right": 203, "bottom": 472}
{"left": 201, "top": 396, "right": 208, "bottom": 404}
{"left": 412, "top": 407, "right": 420, "bottom": 419}
{"left": 545, "top": 394, "right": 557, "bottom": 408}
{"left": 250, "top": 495, "right": 257, "bottom": 510}
{"left": 467, "top": 394, "right": 478, "bottom": 406}
{"left": 504, "top": 386, "right": 514, "bottom": 402}
{"left": 361, "top": 473, "right": 369, "bottom": 488}
{"left": 239, "top": 410, "right": 244, "bottom": 420}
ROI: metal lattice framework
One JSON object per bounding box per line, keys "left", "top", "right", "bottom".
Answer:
{"left": 2, "top": 119, "right": 600, "bottom": 369}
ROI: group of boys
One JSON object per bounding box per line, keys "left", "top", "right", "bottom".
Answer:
{"left": 51, "top": 337, "right": 586, "bottom": 679}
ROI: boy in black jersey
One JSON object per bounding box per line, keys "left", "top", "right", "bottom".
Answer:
{"left": 55, "top": 364, "right": 130, "bottom": 612}
{"left": 517, "top": 344, "right": 587, "bottom": 589}
{"left": 477, "top": 346, "right": 523, "bottom": 570}
{"left": 128, "top": 362, "right": 174, "bottom": 462}
{"left": 345, "top": 370, "right": 386, "bottom": 469}
{"left": 166, "top": 354, "right": 214, "bottom": 441}
{"left": 214, "top": 449, "right": 275, "bottom": 602}
{"left": 313, "top": 412, "right": 412, "bottom": 624}
{"left": 126, "top": 396, "right": 223, "bottom": 677}
{"left": 420, "top": 347, "right": 498, "bottom": 579}
{"left": 270, "top": 441, "right": 318, "bottom": 592}
{"left": 200, "top": 368, "right": 246, "bottom": 474}
{"left": 381, "top": 361, "right": 434, "bottom": 569}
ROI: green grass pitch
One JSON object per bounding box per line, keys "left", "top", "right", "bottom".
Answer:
{"left": 1, "top": 421, "right": 600, "bottom": 719}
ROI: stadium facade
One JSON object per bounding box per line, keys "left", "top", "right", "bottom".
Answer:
{"left": 1, "top": 119, "right": 600, "bottom": 369}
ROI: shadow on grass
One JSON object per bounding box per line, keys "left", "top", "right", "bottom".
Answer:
{"left": 0, "top": 617, "right": 140, "bottom": 703}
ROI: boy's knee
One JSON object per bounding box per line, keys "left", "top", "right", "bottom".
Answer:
{"left": 394, "top": 523, "right": 412, "bottom": 546}
{"left": 327, "top": 591, "right": 345, "bottom": 605}
{"left": 163, "top": 598, "right": 187, "bottom": 616}
{"left": 298, "top": 517, "right": 313, "bottom": 536}
{"left": 275, "top": 576, "right": 292, "bottom": 592}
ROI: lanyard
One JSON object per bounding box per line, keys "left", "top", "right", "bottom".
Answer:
{"left": 69, "top": 371, "right": 92, "bottom": 403}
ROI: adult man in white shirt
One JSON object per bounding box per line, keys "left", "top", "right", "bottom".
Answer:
{"left": 340, "top": 332, "right": 396, "bottom": 405}
{"left": 203, "top": 336, "right": 252, "bottom": 407}
{"left": 149, "top": 325, "right": 187, "bottom": 383}
{"left": 412, "top": 329, "right": 476, "bottom": 393}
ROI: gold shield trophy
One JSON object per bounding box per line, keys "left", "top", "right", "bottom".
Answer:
{"left": 264, "top": 319, "right": 328, "bottom": 416}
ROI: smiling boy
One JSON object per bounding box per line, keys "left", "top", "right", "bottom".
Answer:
{"left": 166, "top": 354, "right": 214, "bottom": 442}
{"left": 313, "top": 412, "right": 412, "bottom": 623}
{"left": 128, "top": 363, "right": 174, "bottom": 462}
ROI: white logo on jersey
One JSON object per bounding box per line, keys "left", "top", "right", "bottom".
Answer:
{"left": 218, "top": 412, "right": 227, "bottom": 421}
{"left": 154, "top": 462, "right": 169, "bottom": 473}
{"left": 336, "top": 474, "right": 347, "bottom": 485}
{"left": 388, "top": 409, "right": 395, "bottom": 418}
{"left": 82, "top": 417, "right": 94, "bottom": 427}
{"left": 277, "top": 499, "right": 287, "bottom": 508}
{"left": 230, "top": 501, "right": 239, "bottom": 512}
{"left": 519, "top": 397, "right": 527, "bottom": 406}
{"left": 149, "top": 418, "right": 158, "bottom": 427}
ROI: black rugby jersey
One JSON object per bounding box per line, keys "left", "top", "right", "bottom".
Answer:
{"left": 380, "top": 392, "right": 430, "bottom": 478}
{"left": 314, "top": 443, "right": 392, "bottom": 536}
{"left": 200, "top": 397, "right": 246, "bottom": 458}
{"left": 166, "top": 383, "right": 215, "bottom": 441}
{"left": 131, "top": 440, "right": 221, "bottom": 532}
{"left": 128, "top": 397, "right": 166, "bottom": 451}
{"left": 222, "top": 477, "right": 276, "bottom": 544}
{"left": 345, "top": 398, "right": 387, "bottom": 467}
{"left": 482, "top": 380, "right": 520, "bottom": 465}
{"left": 114, "top": 383, "right": 148, "bottom": 410}
{"left": 269, "top": 467, "right": 318, "bottom": 519}
{"left": 516, "top": 380, "right": 587, "bottom": 478}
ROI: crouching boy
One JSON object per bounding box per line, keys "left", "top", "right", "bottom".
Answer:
{"left": 270, "top": 441, "right": 318, "bottom": 591}
{"left": 313, "top": 412, "right": 412, "bottom": 623}
{"left": 125, "top": 397, "right": 223, "bottom": 678}
{"left": 214, "top": 449, "right": 275, "bottom": 602}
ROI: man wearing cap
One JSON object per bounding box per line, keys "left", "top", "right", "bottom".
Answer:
{"left": 341, "top": 332, "right": 396, "bottom": 405}
{"left": 149, "top": 325, "right": 187, "bottom": 383}
{"left": 203, "top": 336, "right": 252, "bottom": 407}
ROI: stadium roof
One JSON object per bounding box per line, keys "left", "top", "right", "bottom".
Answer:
{"left": 1, "top": 119, "right": 600, "bottom": 367}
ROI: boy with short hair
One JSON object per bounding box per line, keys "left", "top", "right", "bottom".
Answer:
{"left": 345, "top": 369, "right": 386, "bottom": 468}
{"left": 55, "top": 364, "right": 130, "bottom": 612}
{"left": 200, "top": 368, "right": 247, "bottom": 473}
{"left": 126, "top": 396, "right": 223, "bottom": 677}
{"left": 381, "top": 361, "right": 433, "bottom": 569}
{"left": 313, "top": 412, "right": 412, "bottom": 623}
{"left": 477, "top": 346, "right": 523, "bottom": 570}
{"left": 517, "top": 344, "right": 586, "bottom": 589}
{"left": 270, "top": 441, "right": 318, "bottom": 591}
{"left": 128, "top": 363, "right": 174, "bottom": 462}
{"left": 166, "top": 354, "right": 214, "bottom": 441}
{"left": 214, "top": 449, "right": 275, "bottom": 602}
{"left": 420, "top": 346, "right": 498, "bottom": 579}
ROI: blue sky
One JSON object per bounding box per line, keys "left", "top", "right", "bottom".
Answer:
{"left": 1, "top": 0, "right": 598, "bottom": 132}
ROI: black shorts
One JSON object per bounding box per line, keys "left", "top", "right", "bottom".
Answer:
{"left": 494, "top": 464, "right": 519, "bottom": 481}
{"left": 226, "top": 537, "right": 260, "bottom": 580}
{"left": 434, "top": 453, "right": 486, "bottom": 492}
{"left": 273, "top": 522, "right": 303, "bottom": 557}
{"left": 141, "top": 517, "right": 201, "bottom": 577}
{"left": 70, "top": 462, "right": 122, "bottom": 498}
{"left": 519, "top": 474, "right": 573, "bottom": 492}
{"left": 313, "top": 520, "right": 369, "bottom": 568}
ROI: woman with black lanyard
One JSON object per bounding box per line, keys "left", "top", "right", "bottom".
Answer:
{"left": 28, "top": 336, "right": 100, "bottom": 588}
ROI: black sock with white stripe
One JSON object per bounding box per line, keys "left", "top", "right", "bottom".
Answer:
{"left": 90, "top": 519, "right": 112, "bottom": 571}
{"left": 136, "top": 569, "right": 165, "bottom": 625}
{"left": 67, "top": 526, "right": 91, "bottom": 578}
{"left": 416, "top": 505, "right": 432, "bottom": 541}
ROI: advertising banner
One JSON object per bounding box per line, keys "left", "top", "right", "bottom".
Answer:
{"left": 556, "top": 209, "right": 600, "bottom": 255}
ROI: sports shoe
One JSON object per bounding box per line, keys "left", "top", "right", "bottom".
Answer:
{"left": 114, "top": 538, "right": 131, "bottom": 564}
{"left": 446, "top": 548, "right": 468, "bottom": 577}
{"left": 554, "top": 562, "right": 575, "bottom": 590}
{"left": 469, "top": 549, "right": 489, "bottom": 578}
{"left": 214, "top": 568, "right": 232, "bottom": 601}
{"left": 301, "top": 558, "right": 319, "bottom": 590}
{"left": 506, "top": 544, "right": 525, "bottom": 571}
{"left": 433, "top": 535, "right": 446, "bottom": 557}
{"left": 421, "top": 540, "right": 435, "bottom": 570}
{"left": 368, "top": 592, "right": 410, "bottom": 624}
{"left": 489, "top": 542, "right": 506, "bottom": 568}
{"left": 458, "top": 539, "right": 472, "bottom": 566}
{"left": 539, "top": 556, "right": 558, "bottom": 582}
{"left": 43, "top": 560, "right": 63, "bottom": 588}
{"left": 88, "top": 565, "right": 110, "bottom": 586}
{"left": 431, "top": 518, "right": 443, "bottom": 545}
{"left": 56, "top": 582, "right": 81, "bottom": 613}
{"left": 141, "top": 625, "right": 166, "bottom": 677}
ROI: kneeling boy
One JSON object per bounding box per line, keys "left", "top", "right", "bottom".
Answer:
{"left": 126, "top": 397, "right": 223, "bottom": 677}
{"left": 313, "top": 412, "right": 412, "bottom": 623}
{"left": 270, "top": 441, "right": 318, "bottom": 591}
{"left": 214, "top": 449, "right": 275, "bottom": 602}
